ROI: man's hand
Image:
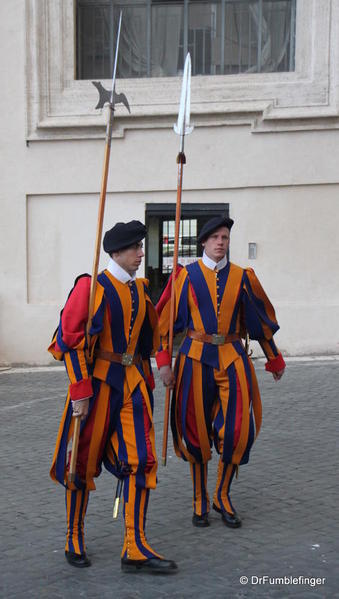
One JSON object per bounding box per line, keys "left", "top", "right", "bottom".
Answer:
{"left": 72, "top": 398, "right": 90, "bottom": 421}
{"left": 272, "top": 369, "right": 285, "bottom": 381}
{"left": 159, "top": 365, "right": 176, "bottom": 389}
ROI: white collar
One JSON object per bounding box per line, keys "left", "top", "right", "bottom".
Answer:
{"left": 202, "top": 251, "right": 227, "bottom": 271}
{"left": 107, "top": 258, "right": 136, "bottom": 283}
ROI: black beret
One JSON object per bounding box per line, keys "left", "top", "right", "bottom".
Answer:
{"left": 198, "top": 215, "right": 234, "bottom": 244}
{"left": 103, "top": 220, "right": 147, "bottom": 254}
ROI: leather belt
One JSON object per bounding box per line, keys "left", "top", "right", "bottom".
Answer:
{"left": 94, "top": 349, "right": 141, "bottom": 366}
{"left": 187, "top": 330, "right": 241, "bottom": 346}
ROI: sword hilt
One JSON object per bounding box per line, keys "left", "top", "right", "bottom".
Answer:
{"left": 113, "top": 496, "right": 120, "bottom": 519}
{"left": 112, "top": 478, "right": 124, "bottom": 520}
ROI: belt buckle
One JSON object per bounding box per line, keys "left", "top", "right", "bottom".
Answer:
{"left": 122, "top": 353, "right": 133, "bottom": 366}
{"left": 211, "top": 334, "right": 225, "bottom": 345}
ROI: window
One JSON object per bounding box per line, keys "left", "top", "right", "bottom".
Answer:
{"left": 162, "top": 219, "right": 198, "bottom": 273}
{"left": 76, "top": 0, "right": 296, "bottom": 80}
{"left": 145, "top": 203, "right": 229, "bottom": 302}
{"left": 28, "top": 0, "right": 331, "bottom": 140}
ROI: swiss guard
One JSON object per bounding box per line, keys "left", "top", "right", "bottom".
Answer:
{"left": 49, "top": 220, "right": 177, "bottom": 574}
{"left": 156, "top": 214, "right": 285, "bottom": 528}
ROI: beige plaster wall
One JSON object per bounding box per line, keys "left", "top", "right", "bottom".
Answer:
{"left": 1, "top": 1, "right": 339, "bottom": 364}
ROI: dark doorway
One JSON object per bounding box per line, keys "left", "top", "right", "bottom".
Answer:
{"left": 145, "top": 203, "right": 230, "bottom": 303}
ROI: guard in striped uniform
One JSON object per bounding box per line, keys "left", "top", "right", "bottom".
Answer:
{"left": 156, "top": 215, "right": 285, "bottom": 528}
{"left": 49, "top": 220, "right": 177, "bottom": 574}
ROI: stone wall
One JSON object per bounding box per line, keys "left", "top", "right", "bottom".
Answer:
{"left": 0, "top": 0, "right": 338, "bottom": 363}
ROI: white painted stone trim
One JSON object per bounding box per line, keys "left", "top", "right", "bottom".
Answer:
{"left": 26, "top": 0, "right": 339, "bottom": 139}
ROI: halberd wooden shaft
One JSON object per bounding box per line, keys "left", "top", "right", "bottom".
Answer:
{"left": 86, "top": 118, "right": 113, "bottom": 341}
{"left": 68, "top": 415, "right": 81, "bottom": 483}
{"left": 69, "top": 109, "right": 114, "bottom": 480}
{"left": 161, "top": 53, "right": 192, "bottom": 466}
{"left": 69, "top": 12, "right": 123, "bottom": 482}
{"left": 162, "top": 152, "right": 185, "bottom": 466}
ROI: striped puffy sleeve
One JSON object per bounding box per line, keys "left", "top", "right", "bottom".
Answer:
{"left": 242, "top": 268, "right": 286, "bottom": 373}
{"left": 48, "top": 275, "right": 104, "bottom": 401}
{"left": 155, "top": 266, "right": 189, "bottom": 368}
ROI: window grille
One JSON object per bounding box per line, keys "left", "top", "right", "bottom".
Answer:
{"left": 76, "top": 0, "right": 296, "bottom": 79}
{"left": 162, "top": 218, "right": 198, "bottom": 273}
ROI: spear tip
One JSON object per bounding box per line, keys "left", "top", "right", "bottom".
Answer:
{"left": 174, "top": 52, "right": 194, "bottom": 138}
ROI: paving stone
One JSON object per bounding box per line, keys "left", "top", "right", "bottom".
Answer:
{"left": 0, "top": 360, "right": 338, "bottom": 598}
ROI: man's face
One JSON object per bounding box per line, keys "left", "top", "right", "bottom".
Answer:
{"left": 202, "top": 226, "right": 230, "bottom": 262}
{"left": 112, "top": 241, "right": 144, "bottom": 275}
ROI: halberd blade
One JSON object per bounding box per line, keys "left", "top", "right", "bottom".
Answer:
{"left": 92, "top": 82, "right": 131, "bottom": 113}
{"left": 92, "top": 12, "right": 130, "bottom": 114}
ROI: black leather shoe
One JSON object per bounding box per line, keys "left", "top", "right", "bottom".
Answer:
{"left": 192, "top": 512, "right": 210, "bottom": 528}
{"left": 65, "top": 550, "right": 91, "bottom": 568}
{"left": 213, "top": 503, "right": 242, "bottom": 528}
{"left": 121, "top": 557, "right": 178, "bottom": 574}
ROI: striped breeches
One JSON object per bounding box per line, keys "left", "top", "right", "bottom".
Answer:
{"left": 69, "top": 377, "right": 157, "bottom": 490}
{"left": 63, "top": 377, "right": 160, "bottom": 558}
{"left": 171, "top": 354, "right": 261, "bottom": 465}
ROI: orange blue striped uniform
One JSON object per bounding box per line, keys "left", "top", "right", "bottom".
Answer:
{"left": 49, "top": 270, "right": 162, "bottom": 559}
{"left": 156, "top": 260, "right": 285, "bottom": 516}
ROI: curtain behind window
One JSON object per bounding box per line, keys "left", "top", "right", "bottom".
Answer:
{"left": 117, "top": 4, "right": 183, "bottom": 77}
{"left": 77, "top": 1, "right": 295, "bottom": 79}
{"left": 249, "top": 1, "right": 293, "bottom": 72}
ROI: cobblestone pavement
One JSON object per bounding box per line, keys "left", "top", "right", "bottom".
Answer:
{"left": 0, "top": 358, "right": 338, "bottom": 599}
